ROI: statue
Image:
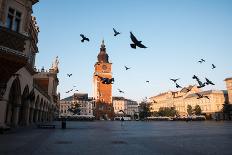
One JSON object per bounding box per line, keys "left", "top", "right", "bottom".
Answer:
{"left": 52, "top": 56, "right": 59, "bottom": 70}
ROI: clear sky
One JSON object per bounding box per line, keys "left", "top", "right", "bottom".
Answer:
{"left": 33, "top": 0, "right": 232, "bottom": 101}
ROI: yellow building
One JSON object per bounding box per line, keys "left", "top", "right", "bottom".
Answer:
{"left": 150, "top": 85, "right": 227, "bottom": 118}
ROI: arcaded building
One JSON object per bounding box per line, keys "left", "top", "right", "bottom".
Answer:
{"left": 93, "top": 40, "right": 114, "bottom": 120}
{"left": 0, "top": 0, "right": 59, "bottom": 128}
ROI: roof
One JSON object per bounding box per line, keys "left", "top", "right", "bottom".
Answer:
{"left": 61, "top": 96, "right": 73, "bottom": 101}
{"left": 185, "top": 90, "right": 224, "bottom": 99}
{"left": 180, "top": 85, "right": 194, "bottom": 93}
{"left": 113, "top": 96, "right": 125, "bottom": 100}
{"left": 225, "top": 77, "right": 232, "bottom": 81}
{"left": 97, "top": 40, "right": 109, "bottom": 63}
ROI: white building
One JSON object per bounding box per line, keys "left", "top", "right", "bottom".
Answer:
{"left": 59, "top": 93, "right": 93, "bottom": 117}
{"left": 113, "top": 97, "right": 138, "bottom": 118}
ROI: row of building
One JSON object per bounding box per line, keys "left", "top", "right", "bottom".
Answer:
{"left": 59, "top": 94, "right": 139, "bottom": 119}
{"left": 149, "top": 78, "right": 232, "bottom": 119}
{"left": 0, "top": 0, "right": 59, "bottom": 128}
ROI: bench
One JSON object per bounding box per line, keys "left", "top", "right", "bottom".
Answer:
{"left": 37, "top": 124, "right": 56, "bottom": 129}
{"left": 0, "top": 126, "right": 10, "bottom": 134}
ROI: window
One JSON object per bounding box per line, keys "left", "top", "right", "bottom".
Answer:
{"left": 6, "top": 7, "right": 22, "bottom": 32}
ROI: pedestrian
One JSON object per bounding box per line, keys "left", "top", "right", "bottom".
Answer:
{"left": 121, "top": 117, "right": 124, "bottom": 126}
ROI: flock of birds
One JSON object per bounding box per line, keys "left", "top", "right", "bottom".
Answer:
{"left": 168, "top": 59, "right": 216, "bottom": 101}
{"left": 65, "top": 28, "right": 217, "bottom": 101}
{"left": 65, "top": 28, "right": 147, "bottom": 95}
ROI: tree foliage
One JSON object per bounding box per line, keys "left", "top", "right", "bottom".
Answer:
{"left": 158, "top": 107, "right": 178, "bottom": 117}
{"left": 187, "top": 105, "right": 193, "bottom": 115}
{"left": 68, "top": 102, "right": 81, "bottom": 115}
{"left": 194, "top": 105, "right": 202, "bottom": 115}
{"left": 139, "top": 102, "right": 151, "bottom": 119}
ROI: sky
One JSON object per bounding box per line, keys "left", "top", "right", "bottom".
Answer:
{"left": 33, "top": 0, "right": 232, "bottom": 101}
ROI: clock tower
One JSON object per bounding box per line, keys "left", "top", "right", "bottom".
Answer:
{"left": 93, "top": 40, "right": 114, "bottom": 120}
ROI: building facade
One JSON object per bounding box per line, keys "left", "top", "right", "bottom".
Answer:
{"left": 59, "top": 93, "right": 93, "bottom": 117}
{"left": 150, "top": 85, "right": 227, "bottom": 118}
{"left": 93, "top": 40, "right": 114, "bottom": 120}
{"left": 113, "top": 97, "right": 138, "bottom": 119}
{"left": 0, "top": 0, "right": 59, "bottom": 128}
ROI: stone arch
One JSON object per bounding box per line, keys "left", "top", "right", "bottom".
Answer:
{"left": 5, "top": 77, "right": 21, "bottom": 126}
{"left": 28, "top": 89, "right": 36, "bottom": 124}
{"left": 18, "top": 85, "right": 29, "bottom": 125}
{"left": 33, "top": 95, "right": 40, "bottom": 122}
{"left": 38, "top": 98, "right": 43, "bottom": 122}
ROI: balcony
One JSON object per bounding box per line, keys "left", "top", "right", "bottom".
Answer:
{"left": 0, "top": 26, "right": 28, "bottom": 52}
{"left": 0, "top": 26, "right": 29, "bottom": 92}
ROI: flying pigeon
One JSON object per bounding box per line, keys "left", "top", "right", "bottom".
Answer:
{"left": 80, "top": 34, "right": 89, "bottom": 42}
{"left": 124, "top": 66, "right": 131, "bottom": 70}
{"left": 118, "top": 89, "right": 124, "bottom": 93}
{"left": 113, "top": 28, "right": 120, "bottom": 36}
{"left": 212, "top": 64, "right": 216, "bottom": 69}
{"left": 175, "top": 83, "right": 182, "bottom": 88}
{"left": 205, "top": 78, "right": 215, "bottom": 85}
{"left": 130, "top": 32, "right": 147, "bottom": 49}
{"left": 67, "top": 74, "right": 72, "bottom": 77}
{"left": 170, "top": 78, "right": 180, "bottom": 83}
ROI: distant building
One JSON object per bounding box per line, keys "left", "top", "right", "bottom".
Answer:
{"left": 149, "top": 85, "right": 228, "bottom": 119}
{"left": 0, "top": 0, "right": 59, "bottom": 128}
{"left": 93, "top": 40, "right": 114, "bottom": 120}
{"left": 113, "top": 97, "right": 138, "bottom": 119}
{"left": 59, "top": 93, "right": 93, "bottom": 117}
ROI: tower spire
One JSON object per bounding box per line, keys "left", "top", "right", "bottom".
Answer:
{"left": 101, "top": 39, "right": 105, "bottom": 49}
{"left": 98, "top": 40, "right": 109, "bottom": 63}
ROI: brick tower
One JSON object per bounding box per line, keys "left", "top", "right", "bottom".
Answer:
{"left": 93, "top": 40, "right": 114, "bottom": 120}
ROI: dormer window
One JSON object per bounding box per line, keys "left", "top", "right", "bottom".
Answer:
{"left": 6, "top": 7, "right": 22, "bottom": 32}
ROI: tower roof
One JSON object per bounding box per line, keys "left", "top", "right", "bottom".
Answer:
{"left": 97, "top": 40, "right": 109, "bottom": 63}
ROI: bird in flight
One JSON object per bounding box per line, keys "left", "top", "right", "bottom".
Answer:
{"left": 198, "top": 59, "right": 206, "bottom": 63}
{"left": 67, "top": 74, "right": 72, "bottom": 77}
{"left": 196, "top": 93, "right": 210, "bottom": 100}
{"left": 205, "top": 78, "right": 215, "bottom": 85}
{"left": 118, "top": 89, "right": 124, "bottom": 93}
{"left": 212, "top": 64, "right": 216, "bottom": 69}
{"left": 75, "top": 89, "right": 79, "bottom": 92}
{"left": 124, "top": 66, "right": 131, "bottom": 70}
{"left": 97, "top": 75, "right": 114, "bottom": 84}
{"left": 193, "top": 75, "right": 206, "bottom": 88}
{"left": 113, "top": 28, "right": 120, "bottom": 36}
{"left": 80, "top": 34, "right": 89, "bottom": 42}
{"left": 130, "top": 32, "right": 147, "bottom": 49}
{"left": 175, "top": 83, "right": 182, "bottom": 88}
{"left": 170, "top": 78, "right": 180, "bottom": 83}
{"left": 192, "top": 75, "right": 198, "bottom": 79}
{"left": 146, "top": 81, "right": 150, "bottom": 83}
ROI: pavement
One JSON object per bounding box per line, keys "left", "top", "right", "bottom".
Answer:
{"left": 0, "top": 121, "right": 232, "bottom": 155}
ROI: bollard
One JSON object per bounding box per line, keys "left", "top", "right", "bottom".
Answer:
{"left": 61, "top": 121, "right": 66, "bottom": 129}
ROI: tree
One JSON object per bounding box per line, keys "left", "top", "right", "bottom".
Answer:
{"left": 194, "top": 105, "right": 202, "bottom": 115}
{"left": 158, "top": 107, "right": 178, "bottom": 117}
{"left": 139, "top": 102, "right": 151, "bottom": 119}
{"left": 222, "top": 103, "right": 232, "bottom": 120}
{"left": 68, "top": 102, "right": 81, "bottom": 115}
{"left": 187, "top": 105, "right": 193, "bottom": 115}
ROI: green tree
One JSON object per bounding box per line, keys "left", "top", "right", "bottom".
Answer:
{"left": 139, "top": 102, "right": 151, "bottom": 119}
{"left": 158, "top": 107, "right": 178, "bottom": 117}
{"left": 68, "top": 102, "right": 81, "bottom": 115}
{"left": 194, "top": 105, "right": 202, "bottom": 115}
{"left": 187, "top": 105, "right": 193, "bottom": 115}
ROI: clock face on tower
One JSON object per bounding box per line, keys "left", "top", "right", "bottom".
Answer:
{"left": 102, "top": 65, "right": 107, "bottom": 70}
